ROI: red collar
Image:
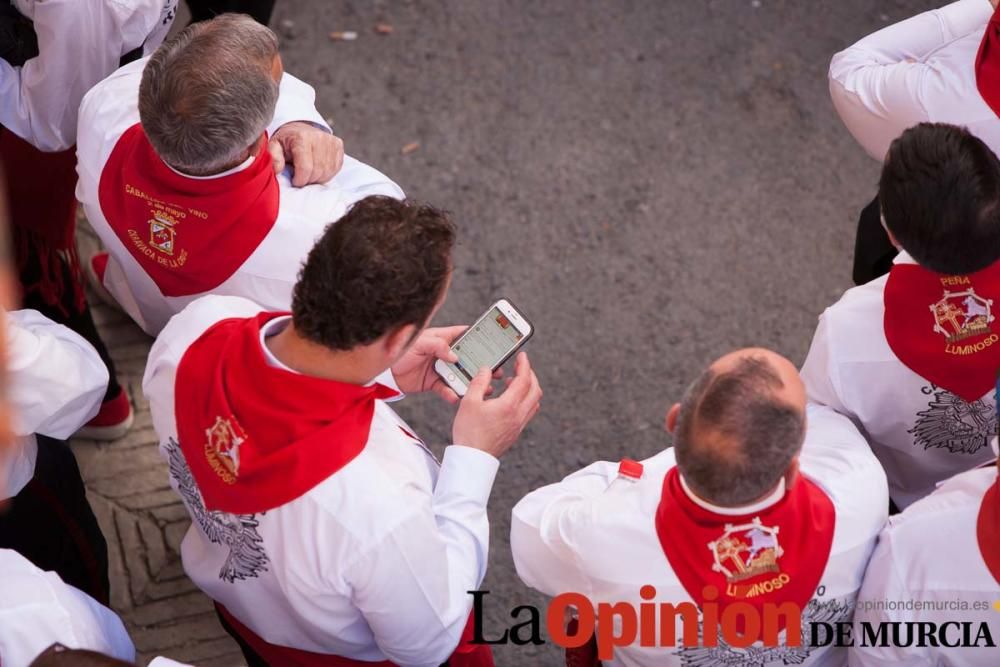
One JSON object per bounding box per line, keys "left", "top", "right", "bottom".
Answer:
{"left": 655, "top": 468, "right": 836, "bottom": 617}
{"left": 884, "top": 260, "right": 1000, "bottom": 402}
{"left": 174, "top": 312, "right": 399, "bottom": 514}
{"left": 976, "top": 3, "right": 1000, "bottom": 117}
{"left": 98, "top": 124, "right": 280, "bottom": 297}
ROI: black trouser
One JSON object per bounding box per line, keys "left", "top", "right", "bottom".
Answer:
{"left": 187, "top": 0, "right": 276, "bottom": 25}
{"left": 18, "top": 245, "right": 122, "bottom": 402}
{"left": 0, "top": 435, "right": 110, "bottom": 604}
{"left": 852, "top": 194, "right": 899, "bottom": 286}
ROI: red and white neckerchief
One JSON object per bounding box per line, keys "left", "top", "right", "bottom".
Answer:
{"left": 976, "top": 3, "right": 1000, "bottom": 116}
{"left": 884, "top": 260, "right": 1000, "bottom": 402}
{"left": 655, "top": 468, "right": 836, "bottom": 624}
{"left": 98, "top": 123, "right": 280, "bottom": 297}
{"left": 173, "top": 312, "right": 398, "bottom": 514}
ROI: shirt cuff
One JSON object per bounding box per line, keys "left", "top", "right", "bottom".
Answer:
{"left": 437, "top": 445, "right": 500, "bottom": 506}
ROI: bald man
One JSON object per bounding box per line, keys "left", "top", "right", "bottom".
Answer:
{"left": 511, "top": 349, "right": 888, "bottom": 666}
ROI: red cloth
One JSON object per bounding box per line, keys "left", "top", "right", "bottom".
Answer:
{"left": 97, "top": 123, "right": 279, "bottom": 297}
{"left": 0, "top": 130, "right": 84, "bottom": 313}
{"left": 174, "top": 312, "right": 398, "bottom": 514}
{"left": 884, "top": 262, "right": 1000, "bottom": 402}
{"left": 976, "top": 3, "right": 1000, "bottom": 116}
{"left": 655, "top": 468, "right": 835, "bottom": 621}
{"left": 976, "top": 474, "right": 1000, "bottom": 586}
{"left": 217, "top": 604, "right": 494, "bottom": 666}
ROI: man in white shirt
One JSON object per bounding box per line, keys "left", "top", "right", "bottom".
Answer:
{"left": 829, "top": 0, "right": 1000, "bottom": 283}
{"left": 77, "top": 13, "right": 403, "bottom": 336}
{"left": 0, "top": 308, "right": 110, "bottom": 603}
{"left": 511, "top": 348, "right": 887, "bottom": 666}
{"left": 1, "top": 3, "right": 344, "bottom": 440}
{"left": 802, "top": 122, "right": 1000, "bottom": 511}
{"left": 144, "top": 196, "right": 543, "bottom": 666}
{"left": 0, "top": 549, "right": 134, "bottom": 667}
{"left": 850, "top": 457, "right": 1000, "bottom": 666}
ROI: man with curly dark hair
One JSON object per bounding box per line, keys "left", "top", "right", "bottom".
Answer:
{"left": 144, "top": 196, "right": 542, "bottom": 666}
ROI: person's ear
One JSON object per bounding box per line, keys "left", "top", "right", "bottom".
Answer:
{"left": 665, "top": 403, "right": 681, "bottom": 434}
{"left": 384, "top": 323, "right": 418, "bottom": 361}
{"left": 783, "top": 455, "right": 801, "bottom": 489}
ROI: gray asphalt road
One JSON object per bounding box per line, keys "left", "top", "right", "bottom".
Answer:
{"left": 274, "top": 1, "right": 934, "bottom": 663}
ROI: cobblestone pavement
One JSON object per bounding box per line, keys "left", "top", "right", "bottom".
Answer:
{"left": 72, "top": 223, "right": 245, "bottom": 667}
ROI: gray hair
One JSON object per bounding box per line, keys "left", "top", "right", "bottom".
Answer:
{"left": 138, "top": 14, "right": 279, "bottom": 175}
{"left": 673, "top": 355, "right": 805, "bottom": 507}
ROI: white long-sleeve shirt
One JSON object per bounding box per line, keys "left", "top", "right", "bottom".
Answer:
{"left": 849, "top": 465, "right": 1000, "bottom": 667}
{"left": 1, "top": 0, "right": 177, "bottom": 151}
{"left": 76, "top": 57, "right": 404, "bottom": 335}
{"left": 0, "top": 548, "right": 135, "bottom": 667}
{"left": 830, "top": 0, "right": 998, "bottom": 161}
{"left": 0, "top": 309, "right": 108, "bottom": 500}
{"left": 800, "top": 252, "right": 998, "bottom": 510}
{"left": 511, "top": 405, "right": 888, "bottom": 667}
{"left": 143, "top": 295, "right": 497, "bottom": 667}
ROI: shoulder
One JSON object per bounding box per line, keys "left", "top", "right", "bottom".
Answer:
{"left": 146, "top": 296, "right": 266, "bottom": 374}
{"left": 78, "top": 58, "right": 146, "bottom": 149}
{"left": 800, "top": 405, "right": 889, "bottom": 535}
{"left": 873, "top": 467, "right": 993, "bottom": 581}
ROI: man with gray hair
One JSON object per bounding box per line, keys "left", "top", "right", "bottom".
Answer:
{"left": 76, "top": 14, "right": 402, "bottom": 335}
{"left": 511, "top": 348, "right": 888, "bottom": 666}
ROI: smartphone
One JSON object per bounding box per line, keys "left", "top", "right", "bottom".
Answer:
{"left": 434, "top": 298, "right": 534, "bottom": 397}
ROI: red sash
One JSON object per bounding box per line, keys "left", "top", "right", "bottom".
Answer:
{"left": 217, "top": 604, "right": 494, "bottom": 666}
{"left": 884, "top": 261, "right": 1000, "bottom": 402}
{"left": 174, "top": 313, "right": 398, "bottom": 514}
{"left": 976, "top": 3, "right": 1000, "bottom": 117}
{"left": 976, "top": 475, "right": 1000, "bottom": 585}
{"left": 97, "top": 124, "right": 280, "bottom": 298}
{"left": 655, "top": 468, "right": 835, "bottom": 619}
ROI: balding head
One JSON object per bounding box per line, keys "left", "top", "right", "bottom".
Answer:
{"left": 139, "top": 14, "right": 280, "bottom": 175}
{"left": 669, "top": 348, "right": 806, "bottom": 507}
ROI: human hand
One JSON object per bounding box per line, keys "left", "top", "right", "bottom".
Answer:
{"left": 452, "top": 352, "right": 542, "bottom": 459}
{"left": 269, "top": 122, "right": 345, "bottom": 187}
{"left": 391, "top": 326, "right": 467, "bottom": 403}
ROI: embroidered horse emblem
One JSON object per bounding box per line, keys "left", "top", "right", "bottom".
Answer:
{"left": 708, "top": 518, "right": 783, "bottom": 583}
{"left": 930, "top": 285, "right": 994, "bottom": 344}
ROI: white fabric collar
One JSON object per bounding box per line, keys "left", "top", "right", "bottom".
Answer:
{"left": 164, "top": 154, "right": 255, "bottom": 180}
{"left": 892, "top": 250, "right": 917, "bottom": 266}
{"left": 679, "top": 473, "right": 786, "bottom": 516}
{"left": 258, "top": 316, "right": 385, "bottom": 389}
{"left": 259, "top": 316, "right": 298, "bottom": 373}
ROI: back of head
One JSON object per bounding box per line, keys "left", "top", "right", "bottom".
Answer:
{"left": 139, "top": 14, "right": 279, "bottom": 175}
{"left": 292, "top": 196, "right": 456, "bottom": 350}
{"left": 673, "top": 353, "right": 806, "bottom": 507}
{"left": 880, "top": 122, "right": 1000, "bottom": 275}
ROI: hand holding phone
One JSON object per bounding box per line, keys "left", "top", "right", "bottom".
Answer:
{"left": 434, "top": 298, "right": 534, "bottom": 397}
{"left": 452, "top": 352, "right": 543, "bottom": 459}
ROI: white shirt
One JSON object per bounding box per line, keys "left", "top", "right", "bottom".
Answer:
{"left": 1, "top": 309, "right": 108, "bottom": 500}
{"left": 849, "top": 465, "right": 1000, "bottom": 666}
{"left": 76, "top": 58, "right": 404, "bottom": 336}
{"left": 143, "top": 295, "right": 499, "bottom": 667}
{"left": 800, "top": 252, "right": 998, "bottom": 509}
{"left": 830, "top": 0, "right": 999, "bottom": 161}
{"left": 0, "top": 548, "right": 134, "bottom": 667}
{"left": 1, "top": 0, "right": 177, "bottom": 151}
{"left": 511, "top": 404, "right": 888, "bottom": 667}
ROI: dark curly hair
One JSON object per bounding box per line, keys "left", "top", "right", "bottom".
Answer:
{"left": 292, "top": 196, "right": 456, "bottom": 350}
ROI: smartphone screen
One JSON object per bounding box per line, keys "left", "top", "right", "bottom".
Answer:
{"left": 442, "top": 306, "right": 527, "bottom": 382}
